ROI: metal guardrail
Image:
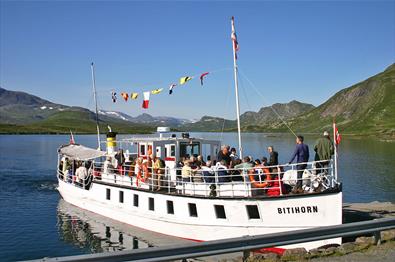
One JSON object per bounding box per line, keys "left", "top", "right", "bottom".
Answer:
{"left": 30, "top": 217, "right": 395, "bottom": 262}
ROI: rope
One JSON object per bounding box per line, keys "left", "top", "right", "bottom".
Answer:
{"left": 220, "top": 84, "right": 231, "bottom": 142}
{"left": 238, "top": 68, "right": 298, "bottom": 138}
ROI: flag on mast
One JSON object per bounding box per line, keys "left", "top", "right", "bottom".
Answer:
{"left": 231, "top": 16, "right": 240, "bottom": 59}
{"left": 334, "top": 124, "right": 341, "bottom": 145}
{"left": 69, "top": 130, "right": 75, "bottom": 144}
{"left": 142, "top": 91, "right": 150, "bottom": 109}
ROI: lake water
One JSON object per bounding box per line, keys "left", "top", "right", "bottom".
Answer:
{"left": 0, "top": 133, "right": 394, "bottom": 261}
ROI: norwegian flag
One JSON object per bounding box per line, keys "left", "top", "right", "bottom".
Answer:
{"left": 333, "top": 122, "right": 341, "bottom": 145}
{"left": 69, "top": 130, "right": 75, "bottom": 144}
{"left": 231, "top": 16, "right": 239, "bottom": 59}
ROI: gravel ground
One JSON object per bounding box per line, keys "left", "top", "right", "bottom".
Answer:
{"left": 310, "top": 241, "right": 395, "bottom": 262}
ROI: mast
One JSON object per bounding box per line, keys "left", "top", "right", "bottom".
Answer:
{"left": 333, "top": 120, "right": 338, "bottom": 182}
{"left": 231, "top": 16, "right": 243, "bottom": 158}
{"left": 91, "top": 62, "right": 101, "bottom": 150}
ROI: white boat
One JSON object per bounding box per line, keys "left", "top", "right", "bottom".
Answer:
{"left": 56, "top": 17, "right": 342, "bottom": 252}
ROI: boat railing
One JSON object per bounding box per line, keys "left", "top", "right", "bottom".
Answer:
{"left": 57, "top": 159, "right": 338, "bottom": 197}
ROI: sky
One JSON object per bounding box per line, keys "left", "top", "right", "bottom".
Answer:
{"left": 1, "top": 0, "right": 394, "bottom": 120}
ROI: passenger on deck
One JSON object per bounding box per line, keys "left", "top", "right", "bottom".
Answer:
{"left": 214, "top": 160, "right": 230, "bottom": 183}
{"left": 267, "top": 146, "right": 279, "bottom": 167}
{"left": 314, "top": 131, "right": 334, "bottom": 175}
{"left": 217, "top": 145, "right": 231, "bottom": 166}
{"left": 254, "top": 159, "right": 261, "bottom": 166}
{"left": 197, "top": 155, "right": 206, "bottom": 167}
{"left": 201, "top": 161, "right": 215, "bottom": 183}
{"left": 234, "top": 156, "right": 254, "bottom": 171}
{"left": 230, "top": 147, "right": 239, "bottom": 161}
{"left": 103, "top": 156, "right": 114, "bottom": 174}
{"left": 124, "top": 155, "right": 133, "bottom": 176}
{"left": 153, "top": 157, "right": 165, "bottom": 191}
{"left": 266, "top": 167, "right": 286, "bottom": 196}
{"left": 134, "top": 157, "right": 143, "bottom": 177}
{"left": 261, "top": 157, "right": 268, "bottom": 166}
{"left": 288, "top": 135, "right": 310, "bottom": 194}
{"left": 181, "top": 160, "right": 193, "bottom": 182}
{"left": 76, "top": 161, "right": 88, "bottom": 185}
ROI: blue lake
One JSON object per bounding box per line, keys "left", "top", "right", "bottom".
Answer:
{"left": 0, "top": 133, "right": 394, "bottom": 261}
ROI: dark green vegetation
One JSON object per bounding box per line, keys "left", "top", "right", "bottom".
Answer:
{"left": 183, "top": 64, "right": 395, "bottom": 138}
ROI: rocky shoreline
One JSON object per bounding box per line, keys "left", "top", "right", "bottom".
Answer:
{"left": 210, "top": 202, "right": 395, "bottom": 262}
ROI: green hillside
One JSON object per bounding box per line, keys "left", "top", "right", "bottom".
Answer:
{"left": 285, "top": 63, "right": 395, "bottom": 137}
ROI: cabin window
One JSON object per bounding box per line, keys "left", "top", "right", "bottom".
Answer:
{"left": 140, "top": 144, "right": 146, "bottom": 156}
{"left": 119, "top": 191, "right": 124, "bottom": 203}
{"left": 106, "top": 188, "right": 111, "bottom": 200}
{"left": 170, "top": 145, "right": 176, "bottom": 157}
{"left": 149, "top": 197, "right": 155, "bottom": 211}
{"left": 246, "top": 205, "right": 260, "bottom": 219}
{"left": 167, "top": 200, "right": 174, "bottom": 214}
{"left": 214, "top": 205, "right": 226, "bottom": 219}
{"left": 188, "top": 203, "right": 198, "bottom": 217}
{"left": 133, "top": 194, "right": 139, "bottom": 207}
{"left": 180, "top": 142, "right": 200, "bottom": 158}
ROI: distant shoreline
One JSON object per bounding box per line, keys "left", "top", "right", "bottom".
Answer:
{"left": 0, "top": 130, "right": 393, "bottom": 141}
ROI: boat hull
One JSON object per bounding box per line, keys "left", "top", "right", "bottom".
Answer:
{"left": 58, "top": 178, "right": 342, "bottom": 250}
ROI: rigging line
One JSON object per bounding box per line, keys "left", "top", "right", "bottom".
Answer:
{"left": 220, "top": 84, "right": 232, "bottom": 143}
{"left": 238, "top": 70, "right": 253, "bottom": 114}
{"left": 238, "top": 68, "right": 298, "bottom": 138}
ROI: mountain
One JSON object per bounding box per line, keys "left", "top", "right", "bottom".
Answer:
{"left": 99, "top": 110, "right": 192, "bottom": 127}
{"left": 285, "top": 63, "right": 395, "bottom": 137}
{"left": 240, "top": 100, "right": 315, "bottom": 126}
{"left": 181, "top": 101, "right": 315, "bottom": 132}
{"left": 0, "top": 87, "right": 154, "bottom": 134}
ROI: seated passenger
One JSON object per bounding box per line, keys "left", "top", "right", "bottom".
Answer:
{"left": 181, "top": 160, "right": 192, "bottom": 182}
{"left": 234, "top": 156, "right": 254, "bottom": 172}
{"left": 124, "top": 155, "right": 134, "bottom": 176}
{"left": 197, "top": 155, "right": 206, "bottom": 167}
{"left": 76, "top": 161, "right": 88, "bottom": 184}
{"left": 214, "top": 160, "right": 230, "bottom": 183}
{"left": 201, "top": 161, "right": 215, "bottom": 183}
{"left": 266, "top": 167, "right": 286, "bottom": 196}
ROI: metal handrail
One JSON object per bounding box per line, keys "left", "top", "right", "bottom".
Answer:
{"left": 28, "top": 217, "right": 395, "bottom": 262}
{"left": 58, "top": 159, "right": 337, "bottom": 197}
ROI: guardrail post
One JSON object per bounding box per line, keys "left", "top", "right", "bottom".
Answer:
{"left": 373, "top": 231, "right": 381, "bottom": 245}
{"left": 243, "top": 250, "right": 251, "bottom": 261}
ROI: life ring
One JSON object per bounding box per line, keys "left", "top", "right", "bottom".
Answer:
{"left": 249, "top": 168, "right": 271, "bottom": 188}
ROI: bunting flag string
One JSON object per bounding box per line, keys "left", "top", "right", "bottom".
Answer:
{"left": 142, "top": 92, "right": 150, "bottom": 109}
{"left": 200, "top": 72, "right": 209, "bottom": 86}
{"left": 151, "top": 88, "right": 163, "bottom": 95}
{"left": 121, "top": 92, "right": 129, "bottom": 101}
{"left": 111, "top": 91, "right": 117, "bottom": 103}
{"left": 179, "top": 76, "right": 193, "bottom": 85}
{"left": 169, "top": 84, "right": 177, "bottom": 95}
{"left": 107, "top": 68, "right": 221, "bottom": 107}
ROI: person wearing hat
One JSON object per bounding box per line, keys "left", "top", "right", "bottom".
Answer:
{"left": 314, "top": 131, "right": 334, "bottom": 175}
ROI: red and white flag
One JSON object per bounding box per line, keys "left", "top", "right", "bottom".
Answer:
{"left": 333, "top": 122, "right": 341, "bottom": 145}
{"left": 69, "top": 130, "right": 75, "bottom": 144}
{"left": 142, "top": 91, "right": 150, "bottom": 109}
{"left": 231, "top": 16, "right": 239, "bottom": 59}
